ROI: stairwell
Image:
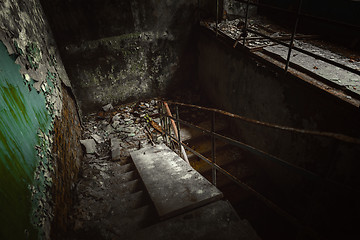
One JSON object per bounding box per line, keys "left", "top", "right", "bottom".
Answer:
{"left": 69, "top": 99, "right": 261, "bottom": 240}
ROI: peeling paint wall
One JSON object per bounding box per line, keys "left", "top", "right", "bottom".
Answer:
{"left": 51, "top": 85, "right": 82, "bottom": 238}
{"left": 0, "top": 0, "right": 81, "bottom": 239}
{"left": 41, "top": 0, "right": 199, "bottom": 114}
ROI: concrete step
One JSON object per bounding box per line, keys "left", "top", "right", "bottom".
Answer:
{"left": 112, "top": 162, "right": 136, "bottom": 175}
{"left": 129, "top": 200, "right": 261, "bottom": 240}
{"left": 220, "top": 183, "right": 254, "bottom": 205}
{"left": 189, "top": 145, "right": 243, "bottom": 173}
{"left": 109, "top": 190, "right": 152, "bottom": 212}
{"left": 111, "top": 170, "right": 139, "bottom": 183}
{"left": 102, "top": 204, "right": 158, "bottom": 240}
{"left": 180, "top": 120, "right": 228, "bottom": 141}
{"left": 185, "top": 134, "right": 228, "bottom": 160}
{"left": 202, "top": 163, "right": 256, "bottom": 190}
{"left": 131, "top": 144, "right": 223, "bottom": 219}
{"left": 105, "top": 178, "right": 144, "bottom": 195}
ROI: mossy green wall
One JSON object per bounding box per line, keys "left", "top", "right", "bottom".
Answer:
{"left": 1, "top": 0, "right": 81, "bottom": 239}
{"left": 0, "top": 42, "right": 51, "bottom": 239}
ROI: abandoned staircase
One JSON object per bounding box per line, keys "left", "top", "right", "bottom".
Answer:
{"left": 70, "top": 101, "right": 261, "bottom": 240}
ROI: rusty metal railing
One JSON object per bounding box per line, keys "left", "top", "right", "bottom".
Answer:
{"left": 212, "top": 0, "right": 360, "bottom": 76}
{"left": 158, "top": 100, "right": 360, "bottom": 239}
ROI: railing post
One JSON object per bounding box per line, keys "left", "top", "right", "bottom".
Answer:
{"left": 160, "top": 102, "right": 166, "bottom": 145}
{"left": 162, "top": 103, "right": 169, "bottom": 146}
{"left": 285, "top": 0, "right": 303, "bottom": 72}
{"left": 176, "top": 106, "right": 182, "bottom": 157}
{"left": 211, "top": 111, "right": 217, "bottom": 186}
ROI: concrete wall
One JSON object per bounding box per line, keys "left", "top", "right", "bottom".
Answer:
{"left": 0, "top": 1, "right": 81, "bottom": 239}
{"left": 198, "top": 29, "right": 360, "bottom": 236}
{"left": 41, "top": 0, "right": 199, "bottom": 114}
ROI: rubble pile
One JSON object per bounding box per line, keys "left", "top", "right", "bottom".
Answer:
{"left": 80, "top": 99, "right": 163, "bottom": 161}
{"left": 202, "top": 17, "right": 360, "bottom": 96}
{"left": 70, "top": 99, "right": 163, "bottom": 238}
{"left": 204, "top": 18, "right": 274, "bottom": 48}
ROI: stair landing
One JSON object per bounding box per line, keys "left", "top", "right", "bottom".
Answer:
{"left": 130, "top": 143, "right": 261, "bottom": 240}
{"left": 130, "top": 144, "right": 223, "bottom": 219}
{"left": 131, "top": 200, "right": 261, "bottom": 240}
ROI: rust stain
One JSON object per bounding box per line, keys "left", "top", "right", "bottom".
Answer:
{"left": 51, "top": 85, "right": 82, "bottom": 238}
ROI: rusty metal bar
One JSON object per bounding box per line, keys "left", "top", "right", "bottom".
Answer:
{"left": 211, "top": 111, "right": 217, "bottom": 186}
{"left": 166, "top": 105, "right": 171, "bottom": 145}
{"left": 176, "top": 106, "right": 181, "bottom": 157}
{"left": 163, "top": 102, "right": 189, "bottom": 163}
{"left": 160, "top": 111, "right": 356, "bottom": 193}
{"left": 165, "top": 131, "right": 322, "bottom": 238}
{"left": 163, "top": 113, "right": 317, "bottom": 179}
{"left": 235, "top": 0, "right": 360, "bottom": 31}
{"left": 245, "top": 28, "right": 360, "bottom": 76}
{"left": 166, "top": 101, "right": 360, "bottom": 145}
{"left": 285, "top": 0, "right": 303, "bottom": 72}
{"left": 242, "top": 0, "right": 250, "bottom": 45}
{"left": 158, "top": 102, "right": 166, "bottom": 144}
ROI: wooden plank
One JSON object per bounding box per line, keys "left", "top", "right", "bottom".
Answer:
{"left": 130, "top": 144, "right": 223, "bottom": 219}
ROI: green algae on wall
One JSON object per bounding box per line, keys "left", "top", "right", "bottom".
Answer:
{"left": 0, "top": 41, "right": 51, "bottom": 239}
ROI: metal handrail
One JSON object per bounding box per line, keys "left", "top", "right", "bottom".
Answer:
{"left": 161, "top": 108, "right": 356, "bottom": 189}
{"left": 158, "top": 100, "right": 360, "bottom": 238}
{"left": 166, "top": 101, "right": 360, "bottom": 145}
{"left": 158, "top": 100, "right": 326, "bottom": 238}
{"left": 212, "top": 0, "right": 360, "bottom": 75}
{"left": 246, "top": 28, "right": 360, "bottom": 76}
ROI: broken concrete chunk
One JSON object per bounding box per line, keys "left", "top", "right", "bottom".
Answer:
{"left": 33, "top": 81, "right": 42, "bottom": 92}
{"left": 24, "top": 74, "right": 31, "bottom": 82}
{"left": 112, "top": 120, "right": 120, "bottom": 128}
{"left": 116, "top": 126, "right": 124, "bottom": 132}
{"left": 112, "top": 114, "right": 121, "bottom": 122}
{"left": 104, "top": 124, "right": 114, "bottom": 134}
{"left": 91, "top": 134, "right": 104, "bottom": 144}
{"left": 110, "top": 138, "right": 121, "bottom": 161}
{"left": 124, "top": 127, "right": 136, "bottom": 133}
{"left": 102, "top": 103, "right": 114, "bottom": 112}
{"left": 80, "top": 139, "right": 96, "bottom": 154}
{"left": 125, "top": 120, "right": 134, "bottom": 125}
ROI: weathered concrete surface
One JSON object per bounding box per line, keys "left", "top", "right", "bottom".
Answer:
{"left": 131, "top": 200, "right": 261, "bottom": 240}
{"left": 224, "top": 0, "right": 257, "bottom": 19}
{"left": 197, "top": 28, "right": 360, "bottom": 238}
{"left": 264, "top": 42, "right": 360, "bottom": 95}
{"left": 131, "top": 144, "right": 223, "bottom": 219}
{"left": 111, "top": 138, "right": 121, "bottom": 161}
{"left": 41, "top": 0, "right": 199, "bottom": 114}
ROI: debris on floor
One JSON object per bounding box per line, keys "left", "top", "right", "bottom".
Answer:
{"left": 202, "top": 17, "right": 360, "bottom": 96}
{"left": 68, "top": 99, "right": 163, "bottom": 239}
